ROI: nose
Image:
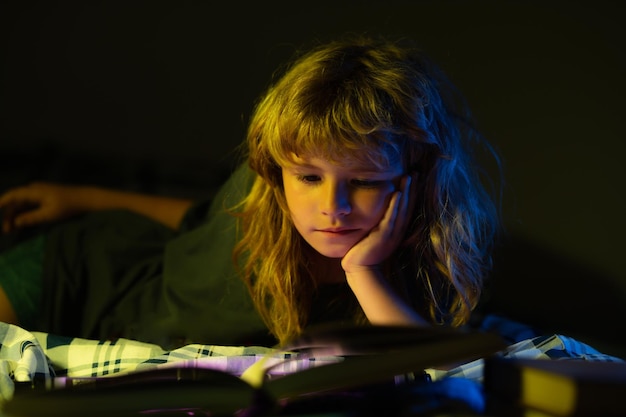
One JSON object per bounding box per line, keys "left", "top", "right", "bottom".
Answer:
{"left": 320, "top": 181, "right": 351, "bottom": 217}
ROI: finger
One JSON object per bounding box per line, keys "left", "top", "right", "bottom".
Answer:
{"left": 396, "top": 172, "right": 418, "bottom": 239}
{"left": 399, "top": 175, "right": 412, "bottom": 219}
{"left": 1, "top": 216, "right": 12, "bottom": 234}
{"left": 1, "top": 202, "right": 17, "bottom": 233}
{"left": 387, "top": 175, "right": 411, "bottom": 239}
{"left": 368, "top": 193, "right": 401, "bottom": 250}
{"left": 0, "top": 190, "right": 14, "bottom": 208}
{"left": 0, "top": 186, "right": 38, "bottom": 208}
{"left": 376, "top": 188, "right": 401, "bottom": 233}
{"left": 1, "top": 202, "right": 48, "bottom": 233}
{"left": 0, "top": 186, "right": 41, "bottom": 233}
{"left": 407, "top": 171, "right": 419, "bottom": 216}
{"left": 10, "top": 208, "right": 50, "bottom": 230}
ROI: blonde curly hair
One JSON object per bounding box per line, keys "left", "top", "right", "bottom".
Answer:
{"left": 233, "top": 35, "right": 500, "bottom": 345}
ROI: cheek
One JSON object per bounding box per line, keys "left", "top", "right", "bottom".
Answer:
{"left": 283, "top": 186, "right": 311, "bottom": 222}
{"left": 282, "top": 180, "right": 299, "bottom": 210}
{"left": 354, "top": 189, "right": 394, "bottom": 220}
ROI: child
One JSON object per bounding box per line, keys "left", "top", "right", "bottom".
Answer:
{"left": 0, "top": 35, "right": 500, "bottom": 348}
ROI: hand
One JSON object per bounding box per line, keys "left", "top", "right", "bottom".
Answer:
{"left": 341, "top": 173, "right": 416, "bottom": 274}
{"left": 0, "top": 182, "right": 85, "bottom": 233}
{"left": 340, "top": 173, "right": 427, "bottom": 326}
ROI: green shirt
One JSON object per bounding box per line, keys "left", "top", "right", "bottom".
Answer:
{"left": 40, "top": 164, "right": 272, "bottom": 349}
{"left": 39, "top": 164, "right": 358, "bottom": 349}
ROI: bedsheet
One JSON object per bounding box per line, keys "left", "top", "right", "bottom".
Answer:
{"left": 0, "top": 315, "right": 623, "bottom": 412}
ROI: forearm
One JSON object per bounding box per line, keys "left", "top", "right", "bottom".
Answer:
{"left": 345, "top": 268, "right": 429, "bottom": 326}
{"left": 73, "top": 185, "right": 194, "bottom": 230}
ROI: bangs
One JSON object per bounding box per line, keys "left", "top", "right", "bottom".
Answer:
{"left": 247, "top": 37, "right": 433, "bottom": 180}
{"left": 266, "top": 106, "right": 404, "bottom": 171}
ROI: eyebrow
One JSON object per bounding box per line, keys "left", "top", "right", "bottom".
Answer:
{"left": 286, "top": 161, "right": 396, "bottom": 176}
{"left": 288, "top": 162, "right": 317, "bottom": 169}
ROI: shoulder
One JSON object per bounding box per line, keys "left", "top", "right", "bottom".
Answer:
{"left": 180, "top": 163, "right": 256, "bottom": 231}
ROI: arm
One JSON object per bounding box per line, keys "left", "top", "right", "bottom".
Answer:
{"left": 0, "top": 182, "right": 194, "bottom": 233}
{"left": 341, "top": 174, "right": 428, "bottom": 326}
{"left": 71, "top": 185, "right": 194, "bottom": 230}
{"left": 345, "top": 266, "right": 429, "bottom": 325}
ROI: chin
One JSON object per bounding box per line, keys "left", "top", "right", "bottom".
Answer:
{"left": 311, "top": 245, "right": 350, "bottom": 259}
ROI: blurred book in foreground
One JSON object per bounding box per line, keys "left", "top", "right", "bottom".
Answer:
{"left": 484, "top": 356, "right": 626, "bottom": 416}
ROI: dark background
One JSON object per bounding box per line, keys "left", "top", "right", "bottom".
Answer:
{"left": 1, "top": 0, "right": 625, "bottom": 357}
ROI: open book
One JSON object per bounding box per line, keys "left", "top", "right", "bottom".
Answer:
{"left": 3, "top": 323, "right": 505, "bottom": 416}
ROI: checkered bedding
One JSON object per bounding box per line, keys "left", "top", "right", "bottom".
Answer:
{"left": 0, "top": 316, "right": 622, "bottom": 406}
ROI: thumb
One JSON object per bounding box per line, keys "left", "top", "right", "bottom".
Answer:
{"left": 8, "top": 208, "right": 48, "bottom": 230}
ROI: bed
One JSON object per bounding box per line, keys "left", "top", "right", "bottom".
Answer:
{"left": 0, "top": 314, "right": 621, "bottom": 416}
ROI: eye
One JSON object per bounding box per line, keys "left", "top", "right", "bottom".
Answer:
{"left": 297, "top": 174, "right": 321, "bottom": 184}
{"left": 351, "top": 179, "right": 384, "bottom": 188}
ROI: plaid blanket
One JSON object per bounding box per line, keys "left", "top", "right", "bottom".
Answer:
{"left": 0, "top": 316, "right": 622, "bottom": 407}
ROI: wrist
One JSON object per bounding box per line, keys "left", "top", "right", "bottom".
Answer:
{"left": 344, "top": 265, "right": 384, "bottom": 287}
{"left": 73, "top": 185, "right": 107, "bottom": 212}
{"left": 343, "top": 261, "right": 378, "bottom": 275}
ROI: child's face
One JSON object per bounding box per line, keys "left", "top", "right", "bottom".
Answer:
{"left": 281, "top": 154, "right": 403, "bottom": 259}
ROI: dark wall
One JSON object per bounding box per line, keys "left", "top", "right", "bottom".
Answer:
{"left": 2, "top": 0, "right": 625, "bottom": 355}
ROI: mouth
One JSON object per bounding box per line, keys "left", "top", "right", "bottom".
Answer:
{"left": 318, "top": 228, "right": 359, "bottom": 235}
